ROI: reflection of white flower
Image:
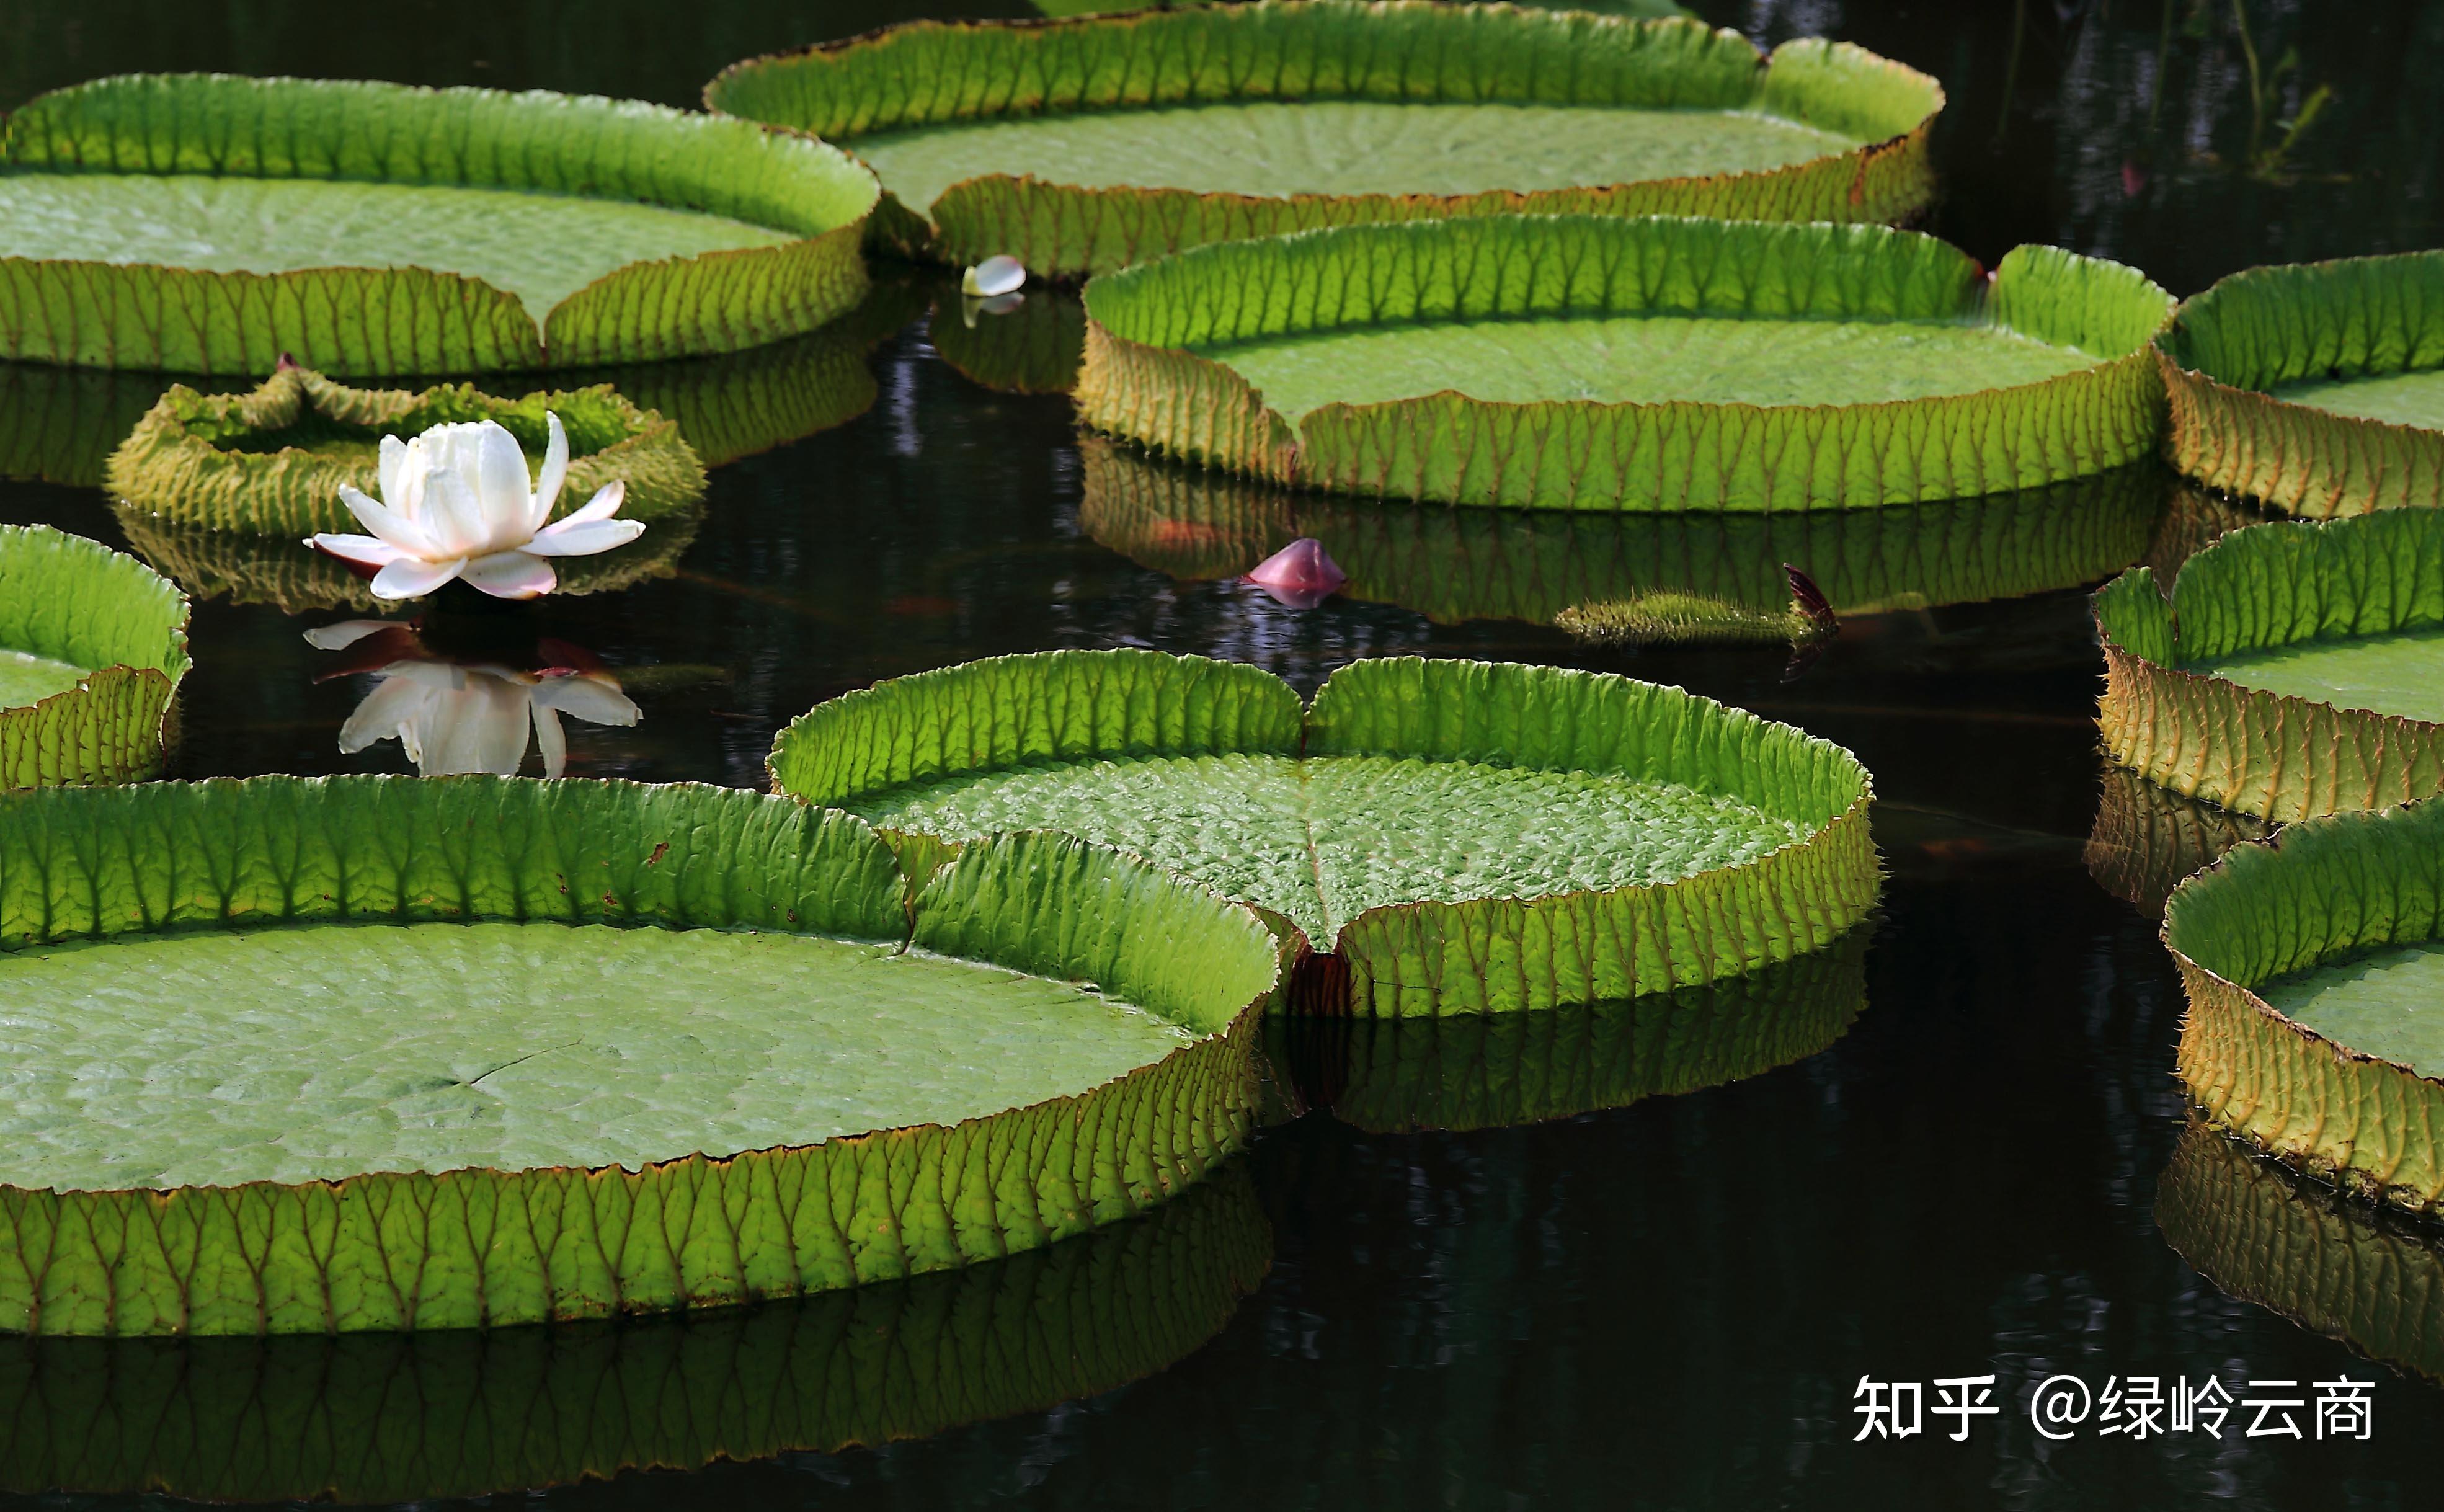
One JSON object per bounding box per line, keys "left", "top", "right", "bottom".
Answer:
{"left": 305, "top": 415, "right": 643, "bottom": 601}
{"left": 962, "top": 255, "right": 1026, "bottom": 298}
{"left": 308, "top": 620, "right": 639, "bottom": 777}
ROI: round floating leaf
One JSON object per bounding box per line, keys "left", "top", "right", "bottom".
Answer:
{"left": 2156, "top": 1120, "right": 2444, "bottom": 1385}
{"left": 769, "top": 649, "right": 1878, "bottom": 1015}
{"left": 1273, "top": 919, "right": 1867, "bottom": 1132}
{"left": 113, "top": 501, "right": 704, "bottom": 613}
{"left": 2095, "top": 509, "right": 2444, "bottom": 822}
{"left": 2083, "top": 762, "right": 2267, "bottom": 919}
{"left": 0, "top": 74, "right": 881, "bottom": 375}
{"left": 1075, "top": 216, "right": 2174, "bottom": 510}
{"left": 0, "top": 525, "right": 189, "bottom": 791}
{"left": 0, "top": 776, "right": 1279, "bottom": 1336}
{"left": 0, "top": 1168, "right": 1266, "bottom": 1500}
{"left": 105, "top": 365, "right": 706, "bottom": 536}
{"left": 2157, "top": 251, "right": 2444, "bottom": 516}
{"left": 706, "top": 2, "right": 1943, "bottom": 278}
{"left": 2164, "top": 796, "right": 2444, "bottom": 1216}
{"left": 1080, "top": 436, "right": 2164, "bottom": 632}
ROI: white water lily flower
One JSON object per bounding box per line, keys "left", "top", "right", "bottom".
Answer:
{"left": 962, "top": 255, "right": 1026, "bottom": 298}
{"left": 305, "top": 414, "right": 643, "bottom": 600}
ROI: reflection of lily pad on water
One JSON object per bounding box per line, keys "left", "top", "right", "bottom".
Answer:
{"left": 2166, "top": 798, "right": 2444, "bottom": 1217}
{"left": 2084, "top": 762, "right": 2268, "bottom": 919}
{"left": 114, "top": 502, "right": 701, "bottom": 614}
{"left": 926, "top": 279, "right": 1088, "bottom": 395}
{"left": 1276, "top": 922, "right": 1868, "bottom": 1133}
{"left": 0, "top": 363, "right": 222, "bottom": 488}
{"left": 106, "top": 365, "right": 704, "bottom": 535}
{"left": 2156, "top": 1120, "right": 2444, "bottom": 1386}
{"left": 1079, "top": 438, "right": 2164, "bottom": 633}
{"left": 0, "top": 1167, "right": 1266, "bottom": 1501}
{"left": 1077, "top": 216, "right": 2175, "bottom": 510}
{"left": 0, "top": 74, "right": 879, "bottom": 374}
{"left": 0, "top": 525, "right": 189, "bottom": 790}
{"left": 707, "top": 3, "right": 1943, "bottom": 278}
{"left": 309, "top": 621, "right": 640, "bottom": 778}
{"left": 2097, "top": 509, "right": 2444, "bottom": 822}
{"left": 2159, "top": 251, "right": 2444, "bottom": 516}
{"left": 770, "top": 649, "right": 1878, "bottom": 1015}
{"left": 0, "top": 778, "right": 1278, "bottom": 1336}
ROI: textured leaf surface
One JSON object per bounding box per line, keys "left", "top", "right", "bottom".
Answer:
{"left": 0, "top": 1168, "right": 1266, "bottom": 1500}
{"left": 2259, "top": 941, "right": 2444, "bottom": 1080}
{"left": 2095, "top": 509, "right": 2444, "bottom": 820}
{"left": 708, "top": 3, "right": 1943, "bottom": 276}
{"left": 1079, "top": 437, "right": 2161, "bottom": 622}
{"left": 2082, "top": 763, "right": 2266, "bottom": 920}
{"left": 0, "top": 525, "right": 189, "bottom": 791}
{"left": 0, "top": 777, "right": 1278, "bottom": 1335}
{"left": 106, "top": 365, "right": 705, "bottom": 535}
{"left": 2156, "top": 1121, "right": 2444, "bottom": 1387}
{"left": 1283, "top": 920, "right": 1866, "bottom": 1132}
{"left": 0, "top": 74, "right": 879, "bottom": 373}
{"left": 1077, "top": 216, "right": 2172, "bottom": 510}
{"left": 770, "top": 649, "right": 1877, "bottom": 1013}
{"left": 2164, "top": 798, "right": 2444, "bottom": 1214}
{"left": 2158, "top": 251, "right": 2444, "bottom": 515}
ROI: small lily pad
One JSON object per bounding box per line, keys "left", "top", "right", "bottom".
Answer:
{"left": 707, "top": 2, "right": 1944, "bottom": 277}
{"left": 0, "top": 525, "right": 189, "bottom": 790}
{"left": 1076, "top": 216, "right": 2174, "bottom": 510}
{"left": 0, "top": 776, "right": 1279, "bottom": 1335}
{"left": 2095, "top": 508, "right": 2444, "bottom": 821}
{"left": 770, "top": 649, "right": 1878, "bottom": 1015}
{"left": 0, "top": 74, "right": 880, "bottom": 374}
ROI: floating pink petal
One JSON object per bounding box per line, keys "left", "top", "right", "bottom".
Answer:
{"left": 1244, "top": 537, "right": 1346, "bottom": 610}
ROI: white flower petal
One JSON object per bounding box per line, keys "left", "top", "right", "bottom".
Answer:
{"left": 531, "top": 705, "right": 569, "bottom": 779}
{"left": 962, "top": 255, "right": 1026, "bottom": 297}
{"left": 531, "top": 674, "right": 640, "bottom": 726}
{"left": 523, "top": 517, "right": 644, "bottom": 558}
{"left": 301, "top": 619, "right": 401, "bottom": 651}
{"left": 555, "top": 478, "right": 628, "bottom": 527}
{"left": 419, "top": 468, "right": 495, "bottom": 559}
{"left": 458, "top": 549, "right": 559, "bottom": 599}
{"left": 469, "top": 420, "right": 535, "bottom": 536}
{"left": 533, "top": 411, "right": 570, "bottom": 534}
{"left": 376, "top": 434, "right": 410, "bottom": 510}
{"left": 335, "top": 670, "right": 433, "bottom": 754}
{"left": 335, "top": 486, "right": 444, "bottom": 559}
{"left": 370, "top": 555, "right": 468, "bottom": 600}
{"left": 306, "top": 532, "right": 411, "bottom": 570}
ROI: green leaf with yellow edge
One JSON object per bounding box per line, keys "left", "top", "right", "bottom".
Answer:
{"left": 0, "top": 74, "right": 880, "bottom": 375}
{"left": 2158, "top": 250, "right": 2444, "bottom": 516}
{"left": 0, "top": 776, "right": 1279, "bottom": 1336}
{"left": 768, "top": 648, "right": 1877, "bottom": 1015}
{"left": 1076, "top": 215, "right": 2173, "bottom": 510}
{"left": 0, "top": 525, "right": 189, "bottom": 791}
{"left": 2095, "top": 509, "right": 2444, "bottom": 821}
{"left": 706, "top": 2, "right": 1942, "bottom": 278}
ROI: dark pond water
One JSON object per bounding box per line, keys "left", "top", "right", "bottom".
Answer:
{"left": 4, "top": 1, "right": 2444, "bottom": 1508}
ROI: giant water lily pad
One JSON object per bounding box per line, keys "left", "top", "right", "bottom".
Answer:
{"left": 1273, "top": 920, "right": 1867, "bottom": 1132}
{"left": 2096, "top": 509, "right": 2444, "bottom": 822}
{"left": 105, "top": 365, "right": 706, "bottom": 536}
{"left": 2083, "top": 763, "right": 2268, "bottom": 919}
{"left": 1080, "top": 437, "right": 2164, "bottom": 633}
{"left": 770, "top": 649, "right": 1877, "bottom": 1015}
{"left": 2158, "top": 251, "right": 2444, "bottom": 516}
{"left": 0, "top": 525, "right": 189, "bottom": 791}
{"left": 0, "top": 776, "right": 1279, "bottom": 1336}
{"left": 0, "top": 74, "right": 879, "bottom": 375}
{"left": 706, "top": 3, "right": 1942, "bottom": 278}
{"left": 0, "top": 1168, "right": 1264, "bottom": 1500}
{"left": 1075, "top": 216, "right": 2174, "bottom": 511}
{"left": 2165, "top": 796, "right": 2444, "bottom": 1216}
{"left": 2156, "top": 1120, "right": 2444, "bottom": 1385}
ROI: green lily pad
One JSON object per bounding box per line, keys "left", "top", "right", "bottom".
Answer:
{"left": 112, "top": 500, "right": 703, "bottom": 613}
{"left": 0, "top": 1168, "right": 1266, "bottom": 1501}
{"left": 769, "top": 649, "right": 1877, "bottom": 1015}
{"left": 2095, "top": 508, "right": 2444, "bottom": 821}
{"left": 706, "top": 3, "right": 1943, "bottom": 278}
{"left": 105, "top": 365, "right": 705, "bottom": 536}
{"left": 2156, "top": 1119, "right": 2444, "bottom": 1386}
{"left": 1077, "top": 216, "right": 2174, "bottom": 510}
{"left": 0, "top": 74, "right": 880, "bottom": 375}
{"left": 2158, "top": 250, "right": 2444, "bottom": 516}
{"left": 1273, "top": 920, "right": 1867, "bottom": 1132}
{"left": 1079, "top": 437, "right": 2164, "bottom": 634}
{"left": 2083, "top": 763, "right": 2268, "bottom": 920}
{"left": 0, "top": 525, "right": 189, "bottom": 791}
{"left": 2164, "top": 796, "right": 2444, "bottom": 1216}
{"left": 0, "top": 776, "right": 1279, "bottom": 1336}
